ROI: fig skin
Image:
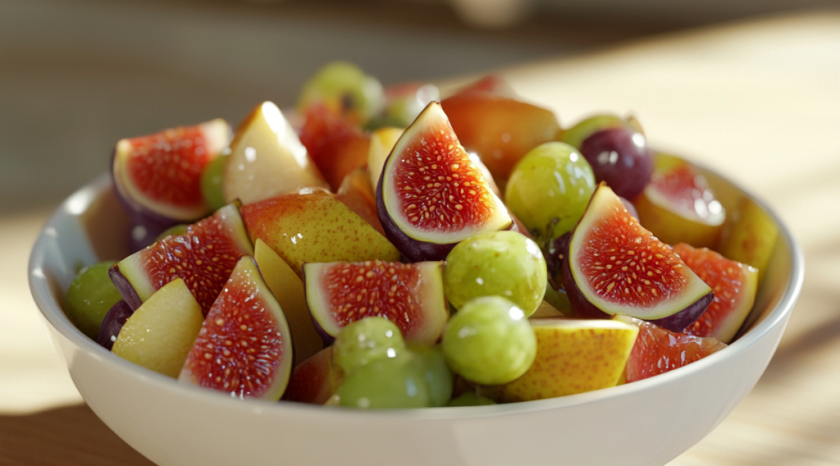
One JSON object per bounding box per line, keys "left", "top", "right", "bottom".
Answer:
{"left": 561, "top": 241, "right": 713, "bottom": 333}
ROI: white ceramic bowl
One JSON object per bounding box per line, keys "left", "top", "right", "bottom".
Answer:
{"left": 29, "top": 169, "right": 803, "bottom": 466}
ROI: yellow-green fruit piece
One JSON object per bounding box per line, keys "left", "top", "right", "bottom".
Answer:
{"left": 254, "top": 239, "right": 323, "bottom": 364}
{"left": 493, "top": 318, "right": 638, "bottom": 402}
{"left": 719, "top": 197, "right": 778, "bottom": 283}
{"left": 367, "top": 127, "right": 404, "bottom": 191}
{"left": 241, "top": 190, "right": 400, "bottom": 277}
{"left": 112, "top": 278, "right": 204, "bottom": 378}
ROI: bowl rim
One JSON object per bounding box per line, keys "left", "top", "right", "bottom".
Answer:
{"left": 28, "top": 169, "right": 804, "bottom": 421}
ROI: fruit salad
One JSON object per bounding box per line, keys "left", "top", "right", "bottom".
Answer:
{"left": 63, "top": 61, "right": 778, "bottom": 409}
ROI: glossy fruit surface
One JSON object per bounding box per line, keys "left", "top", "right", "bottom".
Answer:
{"left": 406, "top": 342, "right": 453, "bottom": 407}
{"left": 304, "top": 260, "right": 448, "bottom": 345}
{"left": 179, "top": 256, "right": 294, "bottom": 400}
{"left": 333, "top": 317, "right": 405, "bottom": 376}
{"left": 110, "top": 204, "right": 253, "bottom": 314}
{"left": 377, "top": 102, "right": 512, "bottom": 261}
{"left": 635, "top": 156, "right": 725, "bottom": 248}
{"left": 617, "top": 316, "right": 726, "bottom": 383}
{"left": 565, "top": 184, "right": 713, "bottom": 331}
{"left": 200, "top": 154, "right": 227, "bottom": 212}
{"left": 719, "top": 197, "right": 779, "bottom": 283}
{"left": 253, "top": 239, "right": 323, "bottom": 364}
{"left": 338, "top": 353, "right": 430, "bottom": 409}
{"left": 96, "top": 300, "right": 133, "bottom": 350}
{"left": 65, "top": 261, "right": 123, "bottom": 339}
{"left": 113, "top": 119, "right": 229, "bottom": 222}
{"left": 296, "top": 61, "right": 385, "bottom": 126}
{"left": 505, "top": 142, "right": 596, "bottom": 241}
{"left": 442, "top": 296, "right": 536, "bottom": 385}
{"left": 444, "top": 231, "right": 547, "bottom": 317}
{"left": 441, "top": 92, "right": 560, "bottom": 187}
{"left": 282, "top": 347, "right": 342, "bottom": 405}
{"left": 299, "top": 103, "right": 371, "bottom": 191}
{"left": 223, "top": 101, "right": 328, "bottom": 205}
{"left": 579, "top": 126, "right": 653, "bottom": 200}
{"left": 561, "top": 114, "right": 624, "bottom": 150}
{"left": 490, "top": 318, "right": 638, "bottom": 402}
{"left": 674, "top": 243, "right": 758, "bottom": 343}
{"left": 336, "top": 168, "right": 384, "bottom": 236}
{"left": 112, "top": 278, "right": 204, "bottom": 378}
{"left": 241, "top": 189, "right": 399, "bottom": 277}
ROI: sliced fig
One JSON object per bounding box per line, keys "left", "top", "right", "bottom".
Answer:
{"left": 303, "top": 260, "right": 448, "bottom": 345}
{"left": 615, "top": 315, "right": 726, "bottom": 383}
{"left": 376, "top": 102, "right": 512, "bottom": 261}
{"left": 564, "top": 184, "right": 713, "bottom": 332}
{"left": 179, "top": 256, "right": 293, "bottom": 400}
{"left": 282, "top": 347, "right": 344, "bottom": 405}
{"left": 673, "top": 243, "right": 758, "bottom": 343}
{"left": 110, "top": 203, "right": 254, "bottom": 313}
{"left": 112, "top": 119, "right": 230, "bottom": 223}
{"left": 634, "top": 155, "right": 725, "bottom": 248}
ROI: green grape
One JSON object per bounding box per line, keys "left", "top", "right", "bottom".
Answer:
{"left": 297, "top": 61, "right": 385, "bottom": 125}
{"left": 561, "top": 114, "right": 624, "bottom": 150}
{"left": 543, "top": 286, "right": 574, "bottom": 317}
{"left": 338, "top": 354, "right": 431, "bottom": 409}
{"left": 333, "top": 317, "right": 405, "bottom": 376}
{"left": 65, "top": 261, "right": 123, "bottom": 339}
{"left": 200, "top": 155, "right": 227, "bottom": 212}
{"left": 505, "top": 142, "right": 596, "bottom": 241}
{"left": 407, "top": 343, "right": 453, "bottom": 407}
{"left": 155, "top": 224, "right": 189, "bottom": 242}
{"left": 441, "top": 296, "right": 536, "bottom": 385}
{"left": 444, "top": 231, "right": 546, "bottom": 317}
{"left": 447, "top": 392, "right": 496, "bottom": 407}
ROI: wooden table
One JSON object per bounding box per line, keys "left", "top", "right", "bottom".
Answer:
{"left": 2, "top": 10, "right": 839, "bottom": 466}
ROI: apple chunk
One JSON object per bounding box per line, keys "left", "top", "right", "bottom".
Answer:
{"left": 224, "top": 101, "right": 328, "bottom": 205}
{"left": 112, "top": 278, "right": 204, "bottom": 378}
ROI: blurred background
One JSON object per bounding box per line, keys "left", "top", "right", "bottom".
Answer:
{"left": 1, "top": 0, "right": 837, "bottom": 214}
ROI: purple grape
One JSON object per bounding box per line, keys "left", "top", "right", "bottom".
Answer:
{"left": 579, "top": 127, "right": 653, "bottom": 200}
{"left": 97, "top": 300, "right": 133, "bottom": 350}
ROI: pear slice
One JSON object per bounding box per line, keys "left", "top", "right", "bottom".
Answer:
{"left": 254, "top": 239, "right": 323, "bottom": 364}
{"left": 224, "top": 101, "right": 328, "bottom": 205}
{"left": 490, "top": 318, "right": 638, "bottom": 402}
{"left": 367, "top": 127, "right": 404, "bottom": 190}
{"left": 240, "top": 189, "right": 400, "bottom": 277}
{"left": 112, "top": 278, "right": 204, "bottom": 378}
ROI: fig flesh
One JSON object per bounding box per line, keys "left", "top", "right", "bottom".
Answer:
{"left": 179, "top": 256, "right": 293, "bottom": 400}
{"left": 674, "top": 243, "right": 758, "bottom": 343}
{"left": 634, "top": 155, "right": 725, "bottom": 248}
{"left": 110, "top": 203, "right": 254, "bottom": 313}
{"left": 304, "top": 260, "right": 448, "bottom": 345}
{"left": 112, "top": 119, "right": 230, "bottom": 223}
{"left": 376, "top": 102, "right": 512, "bottom": 261}
{"left": 564, "top": 184, "right": 713, "bottom": 332}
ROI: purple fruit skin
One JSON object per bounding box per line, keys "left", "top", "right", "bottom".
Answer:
{"left": 560, "top": 230, "right": 711, "bottom": 332}
{"left": 562, "top": 248, "right": 713, "bottom": 332}
{"left": 647, "top": 292, "right": 714, "bottom": 333}
{"left": 97, "top": 300, "right": 133, "bottom": 350}
{"left": 109, "top": 265, "right": 143, "bottom": 311}
{"left": 375, "top": 165, "right": 511, "bottom": 262}
{"left": 111, "top": 147, "right": 180, "bottom": 253}
{"left": 580, "top": 127, "right": 653, "bottom": 200}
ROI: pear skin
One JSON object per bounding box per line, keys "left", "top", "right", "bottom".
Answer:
{"left": 241, "top": 190, "right": 400, "bottom": 277}
{"left": 492, "top": 318, "right": 638, "bottom": 402}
